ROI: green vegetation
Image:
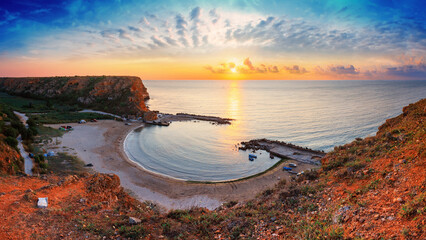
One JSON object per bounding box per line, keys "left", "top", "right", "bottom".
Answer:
{"left": 0, "top": 91, "right": 115, "bottom": 124}
{"left": 400, "top": 192, "right": 425, "bottom": 218}
{"left": 46, "top": 152, "right": 87, "bottom": 175}
{"left": 0, "top": 92, "right": 78, "bottom": 113}
{"left": 30, "top": 112, "right": 114, "bottom": 124}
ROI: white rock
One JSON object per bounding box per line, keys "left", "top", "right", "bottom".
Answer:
{"left": 37, "top": 197, "right": 48, "bottom": 208}
{"left": 129, "top": 217, "right": 141, "bottom": 224}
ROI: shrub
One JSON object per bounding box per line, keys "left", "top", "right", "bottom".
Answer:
{"left": 4, "top": 136, "right": 18, "bottom": 148}
{"left": 3, "top": 127, "right": 19, "bottom": 138}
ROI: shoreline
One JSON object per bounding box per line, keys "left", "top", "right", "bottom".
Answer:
{"left": 45, "top": 120, "right": 319, "bottom": 211}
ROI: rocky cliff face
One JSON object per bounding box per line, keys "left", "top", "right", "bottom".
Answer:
{"left": 0, "top": 140, "right": 22, "bottom": 175}
{"left": 0, "top": 76, "right": 150, "bottom": 116}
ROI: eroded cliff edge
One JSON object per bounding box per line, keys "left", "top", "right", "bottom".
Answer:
{"left": 0, "top": 76, "right": 149, "bottom": 116}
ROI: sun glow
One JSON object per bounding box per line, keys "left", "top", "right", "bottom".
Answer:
{"left": 230, "top": 68, "right": 237, "bottom": 73}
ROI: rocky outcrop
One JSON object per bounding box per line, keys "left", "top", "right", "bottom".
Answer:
{"left": 0, "top": 76, "right": 150, "bottom": 116}
{"left": 0, "top": 140, "right": 23, "bottom": 175}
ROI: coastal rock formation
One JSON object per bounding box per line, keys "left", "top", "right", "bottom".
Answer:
{"left": 0, "top": 76, "right": 150, "bottom": 116}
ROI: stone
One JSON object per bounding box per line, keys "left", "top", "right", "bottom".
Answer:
{"left": 129, "top": 217, "right": 141, "bottom": 225}
{"left": 37, "top": 197, "right": 48, "bottom": 208}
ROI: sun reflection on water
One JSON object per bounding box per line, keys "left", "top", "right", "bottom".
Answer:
{"left": 220, "top": 80, "right": 244, "bottom": 147}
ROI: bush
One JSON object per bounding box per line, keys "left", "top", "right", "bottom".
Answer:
{"left": 39, "top": 162, "right": 48, "bottom": 169}
{"left": 4, "top": 136, "right": 18, "bottom": 148}
{"left": 3, "top": 127, "right": 19, "bottom": 138}
{"left": 27, "top": 118, "right": 37, "bottom": 127}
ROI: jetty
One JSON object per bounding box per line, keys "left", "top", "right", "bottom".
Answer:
{"left": 156, "top": 113, "right": 234, "bottom": 125}
{"left": 239, "top": 139, "right": 325, "bottom": 165}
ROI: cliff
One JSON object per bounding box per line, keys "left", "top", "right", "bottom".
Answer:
{"left": 0, "top": 140, "right": 23, "bottom": 175}
{"left": 0, "top": 76, "right": 150, "bottom": 116}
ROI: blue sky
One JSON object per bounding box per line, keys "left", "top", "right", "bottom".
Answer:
{"left": 0, "top": 0, "right": 425, "bottom": 79}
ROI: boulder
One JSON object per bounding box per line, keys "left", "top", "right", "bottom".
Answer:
{"left": 129, "top": 217, "right": 141, "bottom": 225}
{"left": 37, "top": 197, "right": 48, "bottom": 208}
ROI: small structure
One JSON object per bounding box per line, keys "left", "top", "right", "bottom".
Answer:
{"left": 79, "top": 119, "right": 86, "bottom": 124}
{"left": 289, "top": 163, "right": 297, "bottom": 168}
{"left": 248, "top": 154, "right": 257, "bottom": 161}
{"left": 37, "top": 197, "right": 48, "bottom": 208}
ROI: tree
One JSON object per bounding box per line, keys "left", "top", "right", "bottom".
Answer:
{"left": 4, "top": 136, "right": 18, "bottom": 148}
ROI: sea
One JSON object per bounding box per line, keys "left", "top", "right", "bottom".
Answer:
{"left": 123, "top": 80, "right": 426, "bottom": 181}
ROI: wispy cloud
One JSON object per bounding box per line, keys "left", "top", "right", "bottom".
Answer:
{"left": 0, "top": 1, "right": 425, "bottom": 79}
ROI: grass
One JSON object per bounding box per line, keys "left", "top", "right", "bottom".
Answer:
{"left": 47, "top": 152, "right": 87, "bottom": 175}
{"left": 37, "top": 125, "right": 64, "bottom": 137}
{"left": 30, "top": 112, "right": 115, "bottom": 124}
{"left": 0, "top": 91, "right": 78, "bottom": 113}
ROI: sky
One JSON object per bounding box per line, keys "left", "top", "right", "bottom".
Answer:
{"left": 0, "top": 0, "right": 425, "bottom": 80}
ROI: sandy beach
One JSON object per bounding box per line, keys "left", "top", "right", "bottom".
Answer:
{"left": 46, "top": 120, "right": 317, "bottom": 211}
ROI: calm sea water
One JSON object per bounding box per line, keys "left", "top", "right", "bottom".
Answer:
{"left": 124, "top": 80, "right": 426, "bottom": 181}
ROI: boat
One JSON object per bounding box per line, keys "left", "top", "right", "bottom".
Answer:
{"left": 248, "top": 153, "right": 257, "bottom": 161}
{"left": 283, "top": 167, "right": 292, "bottom": 171}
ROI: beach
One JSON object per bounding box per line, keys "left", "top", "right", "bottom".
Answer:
{"left": 46, "top": 120, "right": 317, "bottom": 211}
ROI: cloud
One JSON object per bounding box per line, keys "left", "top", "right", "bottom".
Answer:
{"left": 190, "top": 7, "right": 203, "bottom": 47}
{"left": 209, "top": 8, "right": 220, "bottom": 24}
{"left": 100, "top": 28, "right": 133, "bottom": 41}
{"left": 190, "top": 7, "right": 201, "bottom": 21}
{"left": 175, "top": 14, "right": 187, "bottom": 36}
{"left": 268, "top": 65, "right": 279, "bottom": 73}
{"left": 151, "top": 35, "right": 167, "bottom": 48}
{"left": 128, "top": 26, "right": 142, "bottom": 32}
{"left": 283, "top": 65, "right": 308, "bottom": 74}
{"left": 100, "top": 29, "right": 118, "bottom": 40}
{"left": 328, "top": 65, "right": 359, "bottom": 74}
{"left": 385, "top": 63, "right": 426, "bottom": 78}
{"left": 140, "top": 17, "right": 150, "bottom": 25}
{"left": 243, "top": 57, "right": 255, "bottom": 70}
{"left": 0, "top": 9, "right": 19, "bottom": 26}
{"left": 95, "top": 7, "right": 419, "bottom": 54}
{"left": 175, "top": 14, "right": 189, "bottom": 46}
{"left": 164, "top": 36, "right": 178, "bottom": 46}
{"left": 206, "top": 58, "right": 285, "bottom": 74}
{"left": 118, "top": 29, "right": 133, "bottom": 41}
